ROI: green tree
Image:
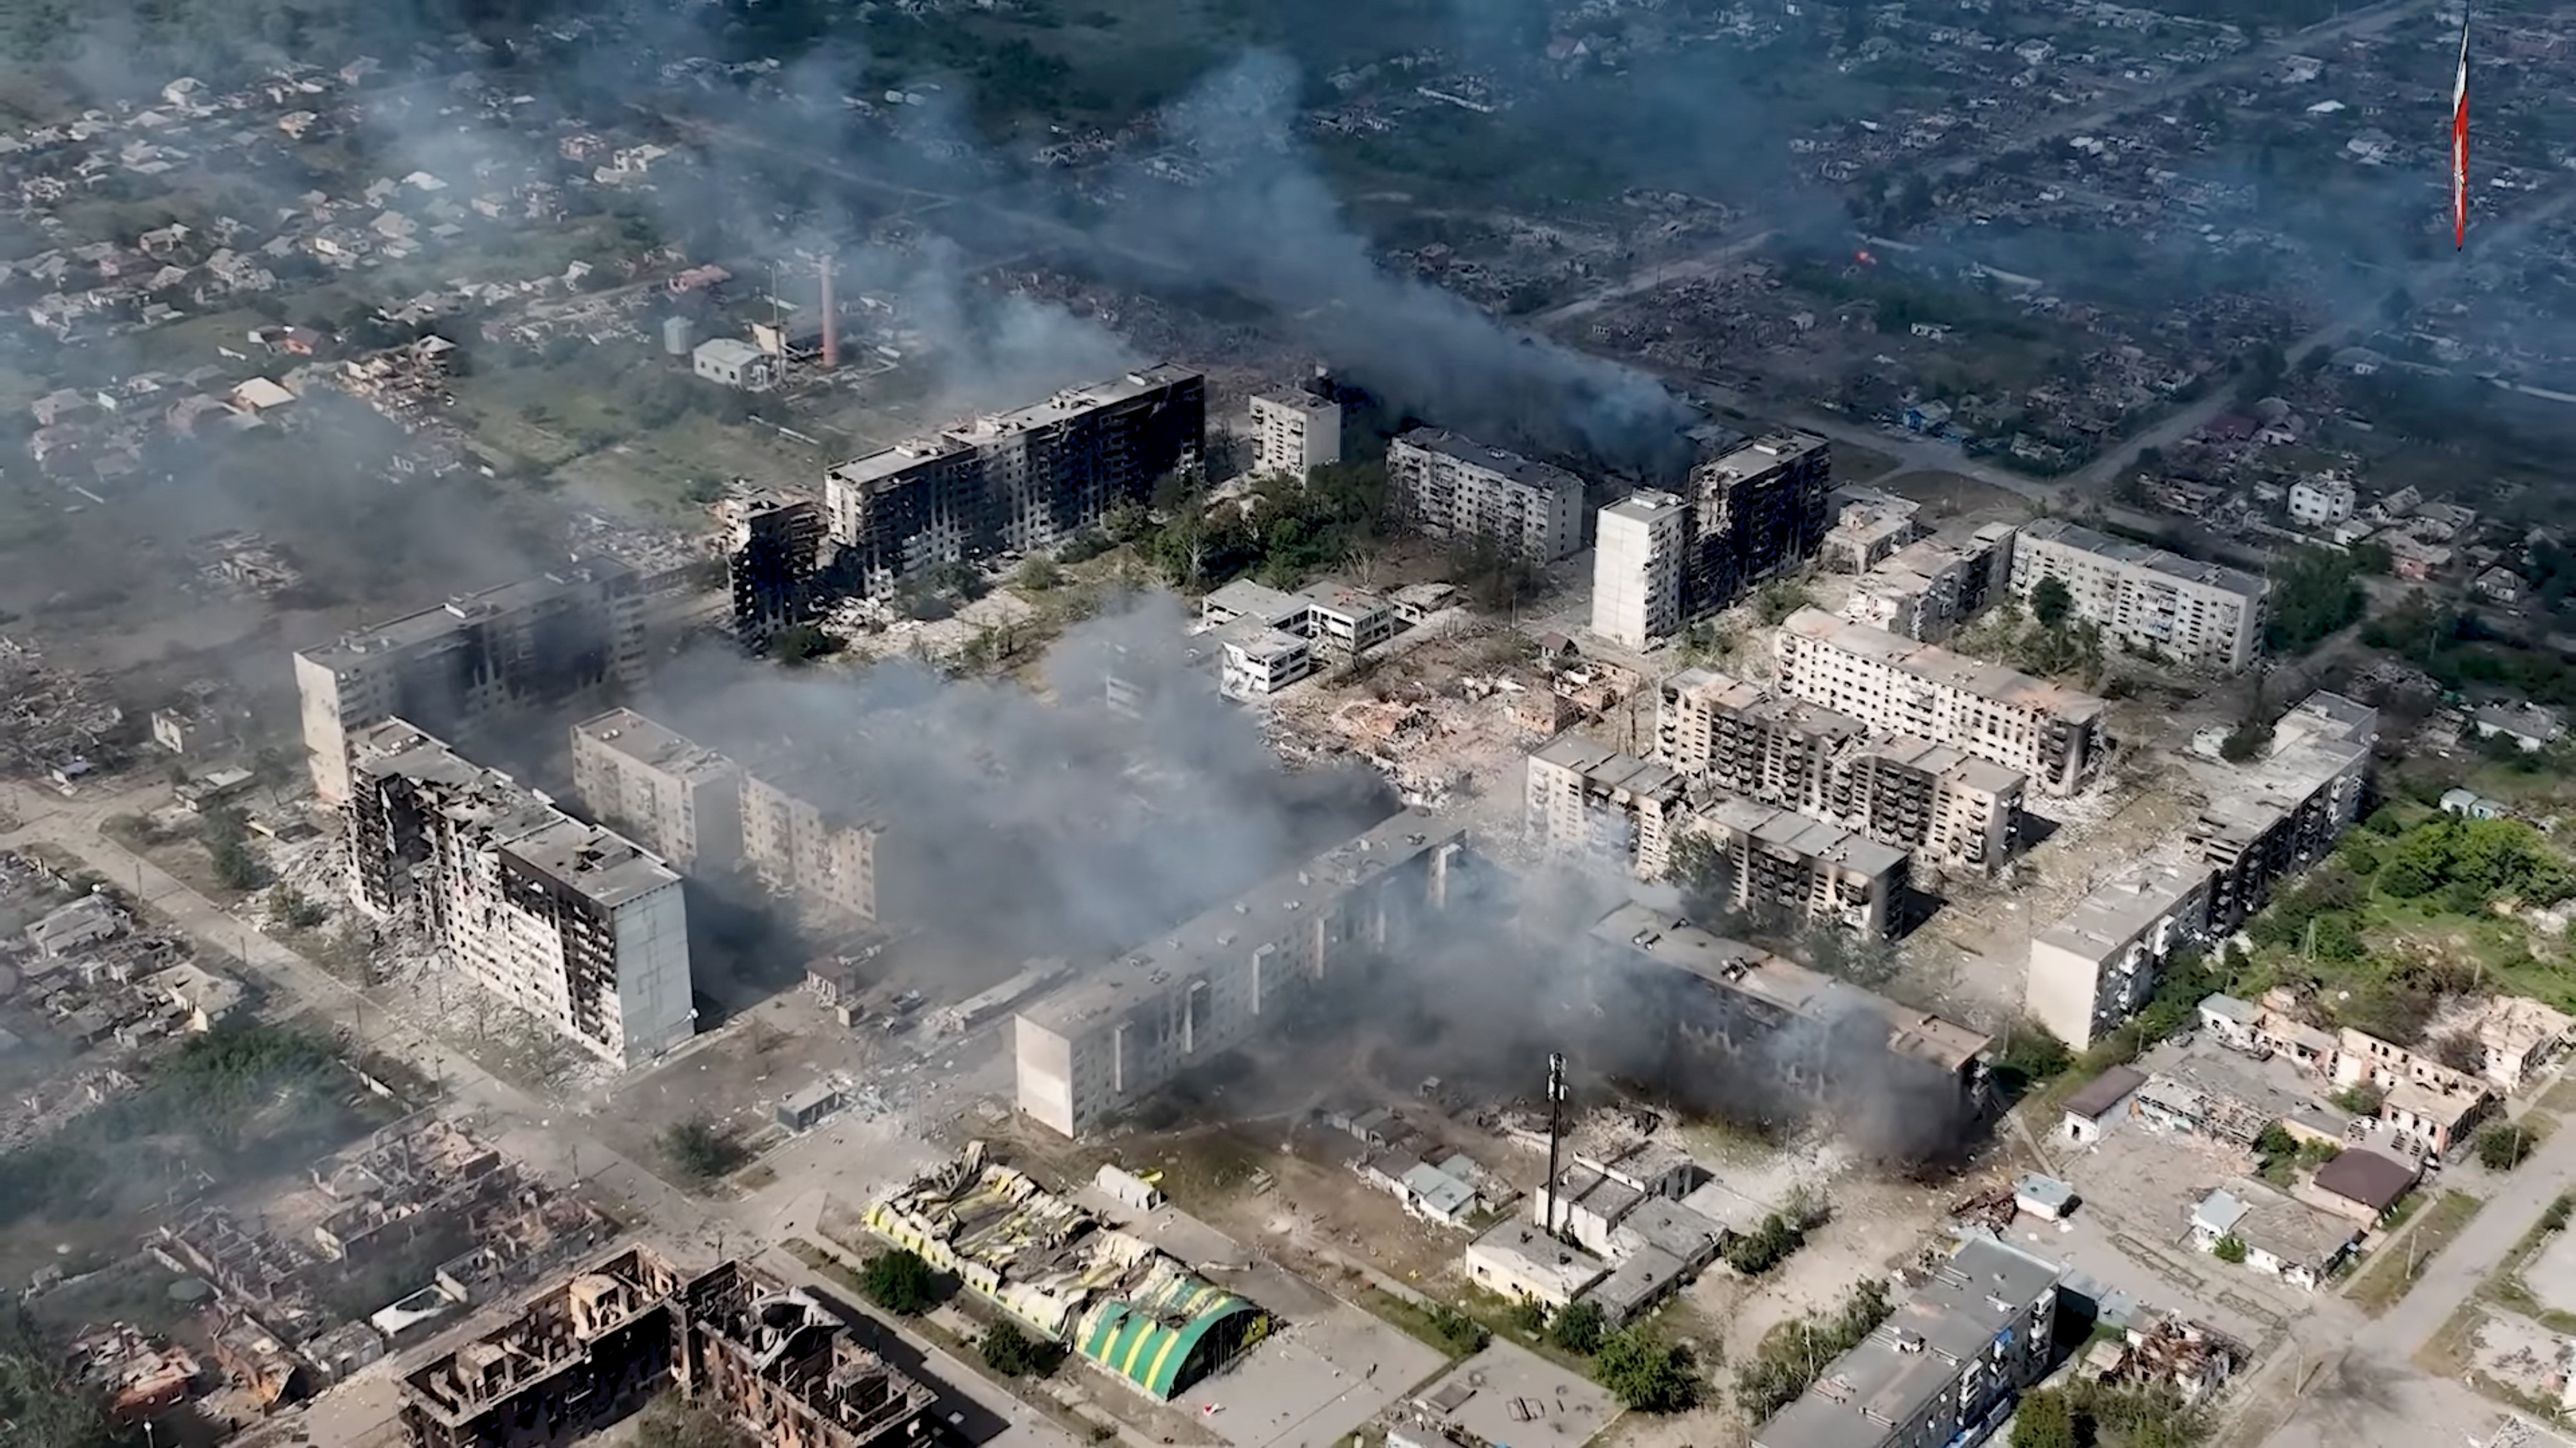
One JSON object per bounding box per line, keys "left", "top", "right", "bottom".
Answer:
{"left": 2254, "top": 1123, "right": 2297, "bottom": 1159}
{"left": 2029, "top": 576, "right": 2074, "bottom": 630}
{"left": 979, "top": 1321, "right": 1063, "bottom": 1377}
{"left": 860, "top": 1250, "right": 946, "bottom": 1315}
{"left": 1549, "top": 1300, "right": 1607, "bottom": 1356}
{"left": 1423, "top": 1304, "right": 1490, "bottom": 1356}
{"left": 2012, "top": 1388, "right": 2078, "bottom": 1448}
{"left": 2264, "top": 547, "right": 2366, "bottom": 652}
{"left": 1594, "top": 1328, "right": 1702, "bottom": 1413}
{"left": 2477, "top": 1120, "right": 2543, "bottom": 1171}
{"left": 2212, "top": 1234, "right": 2247, "bottom": 1263}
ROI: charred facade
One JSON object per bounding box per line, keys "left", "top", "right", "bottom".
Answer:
{"left": 718, "top": 489, "right": 828, "bottom": 650}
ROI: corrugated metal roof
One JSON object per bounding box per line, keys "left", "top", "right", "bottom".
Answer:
{"left": 1072, "top": 1266, "right": 1266, "bottom": 1398}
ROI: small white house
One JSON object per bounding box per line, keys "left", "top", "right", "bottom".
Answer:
{"left": 692, "top": 337, "right": 777, "bottom": 391}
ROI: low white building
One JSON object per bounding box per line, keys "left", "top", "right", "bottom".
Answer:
{"left": 692, "top": 337, "right": 777, "bottom": 391}
{"left": 2287, "top": 475, "right": 2355, "bottom": 528}
{"left": 1213, "top": 620, "right": 1312, "bottom": 700}
{"left": 2472, "top": 701, "right": 2563, "bottom": 752}
{"left": 1463, "top": 1219, "right": 1608, "bottom": 1308}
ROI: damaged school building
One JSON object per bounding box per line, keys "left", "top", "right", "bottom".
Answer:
{"left": 824, "top": 365, "right": 1204, "bottom": 598}
{"left": 2025, "top": 693, "right": 2377, "bottom": 1049}
{"left": 398, "top": 1246, "right": 938, "bottom": 1448}
{"left": 866, "top": 1143, "right": 1272, "bottom": 1401}
{"left": 295, "top": 561, "right": 648, "bottom": 803}
{"left": 345, "top": 720, "right": 694, "bottom": 1068}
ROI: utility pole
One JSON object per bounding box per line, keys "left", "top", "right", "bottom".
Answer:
{"left": 1543, "top": 1052, "right": 1568, "bottom": 1238}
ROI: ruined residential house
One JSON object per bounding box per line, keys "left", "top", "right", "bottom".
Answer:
{"left": 294, "top": 561, "right": 647, "bottom": 803}
{"left": 824, "top": 365, "right": 1204, "bottom": 598}
{"left": 345, "top": 720, "right": 693, "bottom": 1069}
{"left": 398, "top": 1247, "right": 936, "bottom": 1448}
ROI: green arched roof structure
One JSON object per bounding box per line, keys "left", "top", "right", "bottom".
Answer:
{"left": 1072, "top": 1269, "right": 1272, "bottom": 1400}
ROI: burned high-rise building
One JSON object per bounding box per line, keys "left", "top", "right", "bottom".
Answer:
{"left": 398, "top": 1246, "right": 938, "bottom": 1448}
{"left": 716, "top": 489, "right": 828, "bottom": 650}
{"left": 1591, "top": 432, "right": 1831, "bottom": 644}
{"left": 824, "top": 365, "right": 1205, "bottom": 596}
{"left": 295, "top": 562, "right": 647, "bottom": 804}
{"left": 347, "top": 720, "right": 694, "bottom": 1069}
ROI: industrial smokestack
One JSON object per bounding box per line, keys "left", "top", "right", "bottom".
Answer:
{"left": 1543, "top": 1050, "right": 1567, "bottom": 1236}
{"left": 819, "top": 253, "right": 838, "bottom": 371}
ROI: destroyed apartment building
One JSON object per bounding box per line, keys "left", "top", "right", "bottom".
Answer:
{"left": 346, "top": 720, "right": 694, "bottom": 1068}
{"left": 1587, "top": 901, "right": 1992, "bottom": 1140}
{"left": 294, "top": 562, "right": 647, "bottom": 803}
{"left": 399, "top": 1246, "right": 938, "bottom": 1448}
{"left": 1014, "top": 810, "right": 1470, "bottom": 1139}
{"left": 867, "top": 1143, "right": 1271, "bottom": 1401}
{"left": 1657, "top": 668, "right": 2024, "bottom": 877}
{"left": 1589, "top": 432, "right": 1833, "bottom": 647}
{"left": 824, "top": 365, "right": 1204, "bottom": 598}
{"left": 571, "top": 708, "right": 883, "bottom": 922}
{"left": 1772, "top": 610, "right": 2105, "bottom": 795}
{"left": 715, "top": 487, "right": 828, "bottom": 649}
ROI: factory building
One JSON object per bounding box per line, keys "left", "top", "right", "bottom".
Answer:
{"left": 1387, "top": 428, "right": 1587, "bottom": 563}
{"left": 346, "top": 721, "right": 693, "bottom": 1069}
{"left": 1751, "top": 1239, "right": 2062, "bottom": 1448}
{"left": 1524, "top": 735, "right": 1687, "bottom": 880}
{"left": 1843, "top": 525, "right": 2018, "bottom": 643}
{"left": 296, "top": 562, "right": 647, "bottom": 804}
{"left": 1589, "top": 901, "right": 1992, "bottom": 1127}
{"left": 572, "top": 709, "right": 744, "bottom": 873}
{"left": 1772, "top": 610, "right": 2105, "bottom": 795}
{"left": 397, "top": 1246, "right": 937, "bottom": 1448}
{"left": 715, "top": 489, "right": 827, "bottom": 650}
{"left": 2025, "top": 856, "right": 2218, "bottom": 1049}
{"left": 1590, "top": 433, "right": 1833, "bottom": 645}
{"left": 1687, "top": 796, "right": 1909, "bottom": 938}
{"left": 2010, "top": 518, "right": 2269, "bottom": 673}
{"left": 1656, "top": 669, "right": 2023, "bottom": 876}
{"left": 1248, "top": 387, "right": 1343, "bottom": 481}
{"left": 2187, "top": 692, "right": 2374, "bottom": 928}
{"left": 1014, "top": 812, "right": 1468, "bottom": 1139}
{"left": 1590, "top": 491, "right": 1687, "bottom": 649}
{"left": 824, "top": 366, "right": 1204, "bottom": 596}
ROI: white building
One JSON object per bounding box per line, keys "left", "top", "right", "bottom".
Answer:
{"left": 692, "top": 337, "right": 777, "bottom": 391}
{"left": 1843, "top": 525, "right": 2017, "bottom": 644}
{"left": 1213, "top": 620, "right": 1313, "bottom": 700}
{"left": 2025, "top": 856, "right": 2216, "bottom": 1048}
{"left": 295, "top": 563, "right": 647, "bottom": 804}
{"left": 1247, "top": 389, "right": 1342, "bottom": 480}
{"left": 1013, "top": 815, "right": 1466, "bottom": 1137}
{"left": 1772, "top": 610, "right": 2107, "bottom": 794}
{"left": 1591, "top": 491, "right": 1687, "bottom": 647}
{"left": 1387, "top": 428, "right": 1586, "bottom": 563}
{"left": 2009, "top": 518, "right": 2269, "bottom": 672}
{"left": 2287, "top": 475, "right": 2355, "bottom": 528}
{"left": 2472, "top": 701, "right": 2563, "bottom": 752}
{"left": 1525, "top": 734, "right": 1687, "bottom": 879}
{"left": 345, "top": 721, "right": 694, "bottom": 1069}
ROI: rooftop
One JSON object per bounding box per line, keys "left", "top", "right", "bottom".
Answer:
{"left": 1297, "top": 579, "right": 1391, "bottom": 619}
{"left": 1592, "top": 901, "right": 1988, "bottom": 1071}
{"left": 353, "top": 720, "right": 680, "bottom": 910}
{"left": 1696, "top": 431, "right": 1829, "bottom": 489}
{"left": 1701, "top": 795, "right": 1910, "bottom": 880}
{"left": 1202, "top": 579, "right": 1309, "bottom": 627}
{"left": 1023, "top": 812, "right": 1463, "bottom": 1036}
{"left": 574, "top": 709, "right": 737, "bottom": 784}
{"left": 2036, "top": 856, "right": 2212, "bottom": 966}
{"left": 1852, "top": 735, "right": 2025, "bottom": 796}
{"left": 1393, "top": 427, "right": 1585, "bottom": 500}
{"left": 1531, "top": 734, "right": 1684, "bottom": 802}
{"left": 1602, "top": 489, "right": 1686, "bottom": 524}
{"left": 1467, "top": 1219, "right": 1609, "bottom": 1300}
{"left": 2194, "top": 692, "right": 2375, "bottom": 844}
{"left": 2062, "top": 1065, "right": 2148, "bottom": 1121}
{"left": 2209, "top": 1178, "right": 2356, "bottom": 1265}
{"left": 2020, "top": 518, "right": 2269, "bottom": 602}
{"left": 299, "top": 562, "right": 633, "bottom": 672}
{"left": 2309, "top": 1147, "right": 2418, "bottom": 1212}
{"left": 1253, "top": 387, "right": 1336, "bottom": 414}
{"left": 1211, "top": 618, "right": 1309, "bottom": 664}
{"left": 1778, "top": 610, "right": 2107, "bottom": 723}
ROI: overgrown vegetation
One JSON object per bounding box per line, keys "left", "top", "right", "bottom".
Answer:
{"left": 1421, "top": 1302, "right": 1491, "bottom": 1356}
{"left": 0, "top": 1301, "right": 115, "bottom": 1448}
{"left": 1548, "top": 1300, "right": 1607, "bottom": 1356}
{"left": 979, "top": 1321, "right": 1065, "bottom": 1378}
{"left": 1726, "top": 1189, "right": 1829, "bottom": 1276}
{"left": 0, "top": 1022, "right": 369, "bottom": 1228}
{"left": 2264, "top": 546, "right": 2367, "bottom": 652}
{"left": 1953, "top": 599, "right": 2106, "bottom": 684}
{"left": 201, "top": 806, "right": 267, "bottom": 892}
{"left": 860, "top": 1250, "right": 950, "bottom": 1317}
{"left": 2211, "top": 1234, "right": 2248, "bottom": 1264}
{"left": 1594, "top": 1327, "right": 1703, "bottom": 1414}
{"left": 2477, "top": 1119, "right": 2545, "bottom": 1172}
{"left": 2012, "top": 1382, "right": 2211, "bottom": 1448}
{"left": 1735, "top": 1280, "right": 1893, "bottom": 1418}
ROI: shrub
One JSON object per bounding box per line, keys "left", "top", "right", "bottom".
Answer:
{"left": 2476, "top": 1120, "right": 2543, "bottom": 1172}
{"left": 979, "top": 1321, "right": 1063, "bottom": 1377}
{"left": 1594, "top": 1328, "right": 1701, "bottom": 1413}
{"left": 1549, "top": 1300, "right": 1607, "bottom": 1356}
{"left": 1423, "top": 1303, "right": 1489, "bottom": 1356}
{"left": 2212, "top": 1234, "right": 2247, "bottom": 1264}
{"left": 860, "top": 1250, "right": 946, "bottom": 1315}
{"left": 657, "top": 1120, "right": 743, "bottom": 1183}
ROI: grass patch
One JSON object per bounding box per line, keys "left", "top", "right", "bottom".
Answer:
{"left": 1355, "top": 1287, "right": 1487, "bottom": 1362}
{"left": 2347, "top": 1190, "right": 2484, "bottom": 1316}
